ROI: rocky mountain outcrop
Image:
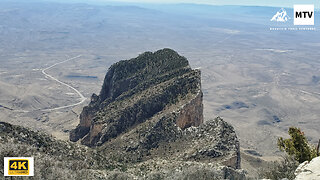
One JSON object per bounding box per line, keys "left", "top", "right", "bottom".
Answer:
{"left": 0, "top": 49, "right": 245, "bottom": 179}
{"left": 295, "top": 156, "right": 320, "bottom": 180}
{"left": 71, "top": 48, "right": 244, "bottom": 179}
{"left": 1, "top": 118, "right": 245, "bottom": 179}
{"left": 70, "top": 48, "right": 203, "bottom": 146}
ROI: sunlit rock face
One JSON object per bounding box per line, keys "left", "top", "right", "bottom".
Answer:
{"left": 70, "top": 48, "right": 203, "bottom": 146}
{"left": 295, "top": 156, "right": 320, "bottom": 180}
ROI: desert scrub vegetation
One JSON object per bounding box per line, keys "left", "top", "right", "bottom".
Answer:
{"left": 0, "top": 122, "right": 125, "bottom": 179}
{"left": 278, "top": 127, "right": 318, "bottom": 163}
{"left": 259, "top": 127, "right": 319, "bottom": 180}
{"left": 258, "top": 156, "right": 299, "bottom": 180}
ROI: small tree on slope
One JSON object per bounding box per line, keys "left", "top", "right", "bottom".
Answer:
{"left": 277, "top": 127, "right": 318, "bottom": 163}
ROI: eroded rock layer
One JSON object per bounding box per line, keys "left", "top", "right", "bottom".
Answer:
{"left": 70, "top": 48, "right": 203, "bottom": 146}
{"left": 70, "top": 48, "right": 242, "bottom": 173}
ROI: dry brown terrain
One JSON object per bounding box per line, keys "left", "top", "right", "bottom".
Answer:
{"left": 0, "top": 2, "right": 319, "bottom": 162}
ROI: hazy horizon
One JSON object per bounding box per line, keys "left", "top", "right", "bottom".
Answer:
{"left": 3, "top": 0, "right": 320, "bottom": 9}
{"left": 1, "top": 1, "right": 320, "bottom": 178}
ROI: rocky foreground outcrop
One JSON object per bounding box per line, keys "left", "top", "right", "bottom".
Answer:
{"left": 295, "top": 156, "right": 320, "bottom": 180}
{"left": 1, "top": 117, "right": 245, "bottom": 179}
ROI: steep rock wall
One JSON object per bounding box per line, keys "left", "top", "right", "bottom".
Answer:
{"left": 176, "top": 91, "right": 203, "bottom": 129}
{"left": 70, "top": 49, "right": 202, "bottom": 146}
{"left": 69, "top": 49, "right": 241, "bottom": 172}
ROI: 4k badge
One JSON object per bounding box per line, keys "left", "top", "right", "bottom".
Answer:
{"left": 4, "top": 157, "right": 34, "bottom": 176}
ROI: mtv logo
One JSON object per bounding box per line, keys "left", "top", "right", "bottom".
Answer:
{"left": 294, "top": 5, "right": 314, "bottom": 25}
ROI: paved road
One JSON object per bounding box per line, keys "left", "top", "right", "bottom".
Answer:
{"left": 10, "top": 55, "right": 86, "bottom": 113}
{"left": 41, "top": 55, "right": 86, "bottom": 111}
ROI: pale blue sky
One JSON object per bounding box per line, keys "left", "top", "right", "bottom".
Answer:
{"left": 24, "top": 0, "right": 318, "bottom": 9}
{"left": 74, "top": 0, "right": 320, "bottom": 8}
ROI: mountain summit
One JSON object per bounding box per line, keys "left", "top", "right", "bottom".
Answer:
{"left": 68, "top": 48, "right": 244, "bottom": 179}
{"left": 0, "top": 49, "right": 244, "bottom": 179}
{"left": 70, "top": 48, "right": 203, "bottom": 146}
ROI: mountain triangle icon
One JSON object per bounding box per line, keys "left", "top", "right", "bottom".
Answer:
{"left": 270, "top": 8, "right": 290, "bottom": 22}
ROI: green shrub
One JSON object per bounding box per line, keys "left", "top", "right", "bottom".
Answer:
{"left": 277, "top": 127, "right": 318, "bottom": 163}
{"left": 260, "top": 127, "right": 319, "bottom": 180}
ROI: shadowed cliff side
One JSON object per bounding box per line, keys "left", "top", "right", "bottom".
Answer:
{"left": 69, "top": 49, "right": 244, "bottom": 178}
{"left": 70, "top": 48, "right": 203, "bottom": 146}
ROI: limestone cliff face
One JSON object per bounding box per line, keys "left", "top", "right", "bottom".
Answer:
{"left": 176, "top": 91, "right": 203, "bottom": 129}
{"left": 69, "top": 48, "right": 242, "bottom": 173}
{"left": 70, "top": 48, "right": 203, "bottom": 146}
{"left": 295, "top": 157, "right": 320, "bottom": 180}
{"left": 69, "top": 104, "right": 93, "bottom": 142}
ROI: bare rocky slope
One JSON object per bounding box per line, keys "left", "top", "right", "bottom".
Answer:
{"left": 70, "top": 48, "right": 203, "bottom": 147}
{"left": 1, "top": 49, "right": 245, "bottom": 179}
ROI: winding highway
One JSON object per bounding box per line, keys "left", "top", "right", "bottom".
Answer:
{"left": 41, "top": 55, "right": 86, "bottom": 111}
{"left": 9, "top": 55, "right": 86, "bottom": 113}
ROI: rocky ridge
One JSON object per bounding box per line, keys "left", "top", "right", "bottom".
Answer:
{"left": 0, "top": 49, "right": 245, "bottom": 179}
{"left": 70, "top": 48, "right": 203, "bottom": 146}
{"left": 0, "top": 118, "right": 245, "bottom": 179}
{"left": 70, "top": 48, "right": 242, "bottom": 171}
